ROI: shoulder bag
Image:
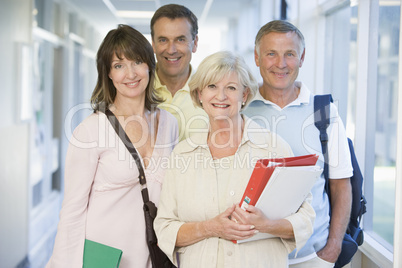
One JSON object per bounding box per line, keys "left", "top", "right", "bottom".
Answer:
{"left": 105, "top": 109, "right": 176, "bottom": 268}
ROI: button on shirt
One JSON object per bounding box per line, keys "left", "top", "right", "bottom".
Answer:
{"left": 154, "top": 65, "right": 208, "bottom": 141}
{"left": 214, "top": 156, "right": 235, "bottom": 267}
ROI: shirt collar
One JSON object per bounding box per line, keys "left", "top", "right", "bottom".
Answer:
{"left": 179, "top": 115, "right": 273, "bottom": 154}
{"left": 249, "top": 81, "right": 311, "bottom": 109}
{"left": 154, "top": 64, "right": 193, "bottom": 93}
{"left": 241, "top": 116, "right": 273, "bottom": 146}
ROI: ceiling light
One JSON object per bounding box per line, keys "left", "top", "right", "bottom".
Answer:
{"left": 379, "top": 0, "right": 401, "bottom": 6}
{"left": 116, "top": 10, "right": 154, "bottom": 19}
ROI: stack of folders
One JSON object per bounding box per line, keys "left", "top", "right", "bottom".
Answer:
{"left": 83, "top": 239, "right": 123, "bottom": 268}
{"left": 234, "top": 154, "right": 322, "bottom": 244}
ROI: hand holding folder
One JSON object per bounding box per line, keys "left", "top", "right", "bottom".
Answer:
{"left": 235, "top": 154, "right": 322, "bottom": 244}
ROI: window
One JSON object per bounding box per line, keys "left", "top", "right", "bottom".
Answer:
{"left": 324, "top": 0, "right": 401, "bottom": 259}
{"left": 346, "top": 5, "right": 358, "bottom": 141}
{"left": 373, "top": 0, "right": 400, "bottom": 249}
{"left": 349, "top": 0, "right": 400, "bottom": 255}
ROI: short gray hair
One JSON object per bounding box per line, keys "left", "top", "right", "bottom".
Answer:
{"left": 255, "top": 20, "right": 305, "bottom": 56}
{"left": 189, "top": 51, "right": 258, "bottom": 110}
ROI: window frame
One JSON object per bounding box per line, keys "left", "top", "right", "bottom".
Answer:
{"left": 320, "top": 0, "right": 402, "bottom": 266}
{"left": 393, "top": 1, "right": 402, "bottom": 266}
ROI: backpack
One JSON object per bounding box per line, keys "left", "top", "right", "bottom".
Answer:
{"left": 314, "top": 94, "right": 367, "bottom": 268}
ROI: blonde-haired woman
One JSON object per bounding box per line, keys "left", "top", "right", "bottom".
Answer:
{"left": 154, "top": 51, "right": 315, "bottom": 268}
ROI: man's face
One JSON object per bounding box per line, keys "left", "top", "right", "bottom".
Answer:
{"left": 152, "top": 17, "right": 198, "bottom": 80}
{"left": 255, "top": 31, "right": 304, "bottom": 92}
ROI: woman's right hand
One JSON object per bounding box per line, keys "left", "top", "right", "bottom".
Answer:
{"left": 204, "top": 204, "right": 257, "bottom": 241}
{"left": 176, "top": 204, "right": 257, "bottom": 247}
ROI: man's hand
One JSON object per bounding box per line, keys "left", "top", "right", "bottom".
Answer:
{"left": 316, "top": 237, "right": 342, "bottom": 263}
{"left": 318, "top": 178, "right": 352, "bottom": 263}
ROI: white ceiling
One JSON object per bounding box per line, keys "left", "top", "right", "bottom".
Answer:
{"left": 66, "top": 0, "right": 247, "bottom": 36}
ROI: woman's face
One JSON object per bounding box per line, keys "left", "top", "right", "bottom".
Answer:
{"left": 198, "top": 72, "right": 248, "bottom": 122}
{"left": 109, "top": 54, "right": 149, "bottom": 102}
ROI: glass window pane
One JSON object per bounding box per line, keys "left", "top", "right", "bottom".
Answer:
{"left": 34, "top": 0, "right": 54, "bottom": 32}
{"left": 346, "top": 5, "right": 358, "bottom": 140}
{"left": 373, "top": 0, "right": 400, "bottom": 247}
{"left": 324, "top": 6, "right": 351, "bottom": 123}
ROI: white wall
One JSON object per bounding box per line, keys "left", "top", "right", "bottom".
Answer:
{"left": 0, "top": 0, "right": 32, "bottom": 127}
{"left": 295, "top": 1, "right": 325, "bottom": 94}
{"left": 0, "top": 0, "right": 32, "bottom": 266}
{"left": 0, "top": 125, "right": 30, "bottom": 268}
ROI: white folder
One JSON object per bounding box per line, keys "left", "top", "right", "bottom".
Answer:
{"left": 237, "top": 165, "right": 322, "bottom": 244}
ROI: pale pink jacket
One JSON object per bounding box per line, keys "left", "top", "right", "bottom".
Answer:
{"left": 46, "top": 109, "right": 178, "bottom": 268}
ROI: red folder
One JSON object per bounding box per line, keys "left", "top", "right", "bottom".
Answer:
{"left": 239, "top": 154, "right": 319, "bottom": 209}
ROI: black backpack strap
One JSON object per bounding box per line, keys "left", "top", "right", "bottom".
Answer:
{"left": 347, "top": 138, "right": 367, "bottom": 228}
{"left": 314, "top": 95, "right": 367, "bottom": 267}
{"left": 314, "top": 94, "right": 333, "bottom": 196}
{"left": 104, "top": 109, "right": 151, "bottom": 204}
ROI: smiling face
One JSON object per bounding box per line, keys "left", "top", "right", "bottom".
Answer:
{"left": 109, "top": 54, "right": 150, "bottom": 102}
{"left": 198, "top": 72, "right": 249, "bottom": 122}
{"left": 152, "top": 17, "right": 198, "bottom": 82}
{"left": 255, "top": 31, "right": 305, "bottom": 93}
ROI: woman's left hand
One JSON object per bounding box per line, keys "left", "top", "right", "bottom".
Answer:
{"left": 204, "top": 204, "right": 258, "bottom": 241}
{"left": 231, "top": 204, "right": 268, "bottom": 230}
{"left": 231, "top": 204, "right": 295, "bottom": 239}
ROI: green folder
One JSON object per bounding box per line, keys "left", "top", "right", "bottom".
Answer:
{"left": 83, "top": 239, "right": 123, "bottom": 268}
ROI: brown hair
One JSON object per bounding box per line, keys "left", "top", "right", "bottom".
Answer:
{"left": 91, "top": 24, "right": 162, "bottom": 112}
{"left": 150, "top": 4, "right": 198, "bottom": 40}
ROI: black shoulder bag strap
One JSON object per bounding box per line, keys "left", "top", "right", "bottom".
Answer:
{"left": 105, "top": 109, "right": 176, "bottom": 268}
{"left": 314, "top": 94, "right": 333, "bottom": 197}
{"left": 104, "top": 109, "right": 157, "bottom": 218}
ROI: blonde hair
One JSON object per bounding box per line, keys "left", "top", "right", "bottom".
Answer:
{"left": 189, "top": 51, "right": 258, "bottom": 110}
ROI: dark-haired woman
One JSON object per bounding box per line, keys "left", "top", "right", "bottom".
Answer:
{"left": 46, "top": 24, "right": 178, "bottom": 268}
